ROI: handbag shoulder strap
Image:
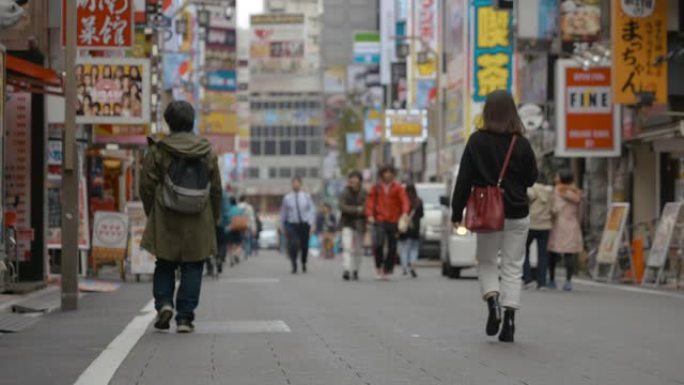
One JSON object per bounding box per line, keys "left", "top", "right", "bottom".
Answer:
{"left": 497, "top": 135, "right": 518, "bottom": 187}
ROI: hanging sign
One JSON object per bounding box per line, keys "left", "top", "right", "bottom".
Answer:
{"left": 385, "top": 109, "right": 428, "bottom": 143}
{"left": 612, "top": 0, "right": 668, "bottom": 104}
{"left": 346, "top": 133, "right": 364, "bottom": 154}
{"left": 62, "top": 0, "right": 134, "bottom": 49}
{"left": 555, "top": 60, "right": 620, "bottom": 157}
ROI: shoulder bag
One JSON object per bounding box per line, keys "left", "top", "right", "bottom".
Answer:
{"left": 465, "top": 135, "right": 517, "bottom": 233}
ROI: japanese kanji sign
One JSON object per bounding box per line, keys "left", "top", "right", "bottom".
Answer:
{"left": 472, "top": 0, "right": 513, "bottom": 103}
{"left": 555, "top": 60, "right": 621, "bottom": 157}
{"left": 62, "top": 0, "right": 134, "bottom": 49}
{"left": 612, "top": 0, "right": 668, "bottom": 104}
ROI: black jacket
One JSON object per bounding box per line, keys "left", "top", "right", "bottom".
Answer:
{"left": 338, "top": 186, "right": 367, "bottom": 232}
{"left": 400, "top": 199, "right": 424, "bottom": 240}
{"left": 451, "top": 131, "right": 538, "bottom": 223}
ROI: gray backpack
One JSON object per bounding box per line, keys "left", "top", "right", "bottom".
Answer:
{"left": 161, "top": 154, "right": 211, "bottom": 214}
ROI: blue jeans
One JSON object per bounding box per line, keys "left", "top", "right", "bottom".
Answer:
{"left": 399, "top": 238, "right": 420, "bottom": 269}
{"left": 153, "top": 259, "right": 204, "bottom": 322}
{"left": 524, "top": 229, "right": 549, "bottom": 288}
{"left": 243, "top": 232, "right": 253, "bottom": 257}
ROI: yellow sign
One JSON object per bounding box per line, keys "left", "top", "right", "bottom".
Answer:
{"left": 386, "top": 110, "right": 427, "bottom": 142}
{"left": 612, "top": 0, "right": 668, "bottom": 104}
{"left": 200, "top": 112, "right": 238, "bottom": 135}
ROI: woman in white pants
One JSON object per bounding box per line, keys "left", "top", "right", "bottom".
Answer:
{"left": 450, "top": 90, "right": 538, "bottom": 343}
{"left": 338, "top": 171, "right": 367, "bottom": 281}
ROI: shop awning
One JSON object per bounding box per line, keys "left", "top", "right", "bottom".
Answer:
{"left": 6, "top": 55, "right": 63, "bottom": 96}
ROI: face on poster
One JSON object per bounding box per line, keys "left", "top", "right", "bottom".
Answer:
{"left": 75, "top": 58, "right": 150, "bottom": 125}
{"left": 560, "top": 0, "right": 601, "bottom": 53}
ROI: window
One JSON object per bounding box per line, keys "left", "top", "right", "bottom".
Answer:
{"left": 246, "top": 167, "right": 260, "bottom": 179}
{"left": 309, "top": 167, "right": 319, "bottom": 178}
{"left": 250, "top": 140, "right": 262, "bottom": 156}
{"left": 279, "top": 168, "right": 292, "bottom": 178}
{"left": 294, "top": 168, "right": 307, "bottom": 178}
{"left": 310, "top": 140, "right": 321, "bottom": 155}
{"left": 295, "top": 140, "right": 307, "bottom": 155}
{"left": 264, "top": 140, "right": 276, "bottom": 155}
{"left": 269, "top": 168, "right": 277, "bottom": 178}
{"left": 279, "top": 139, "right": 291, "bottom": 155}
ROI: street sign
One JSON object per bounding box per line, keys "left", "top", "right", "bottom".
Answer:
{"left": 61, "top": 0, "right": 134, "bottom": 49}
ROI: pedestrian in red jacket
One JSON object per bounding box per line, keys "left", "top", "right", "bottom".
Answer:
{"left": 366, "top": 165, "right": 410, "bottom": 280}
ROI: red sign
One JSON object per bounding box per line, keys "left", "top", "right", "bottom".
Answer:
{"left": 202, "top": 134, "right": 236, "bottom": 155}
{"left": 62, "top": 0, "right": 134, "bottom": 49}
{"left": 555, "top": 60, "right": 620, "bottom": 157}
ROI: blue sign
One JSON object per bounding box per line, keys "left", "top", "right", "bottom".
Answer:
{"left": 206, "top": 70, "right": 236, "bottom": 92}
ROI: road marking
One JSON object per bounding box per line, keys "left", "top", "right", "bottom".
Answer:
{"left": 73, "top": 299, "right": 156, "bottom": 385}
{"left": 575, "top": 279, "right": 684, "bottom": 300}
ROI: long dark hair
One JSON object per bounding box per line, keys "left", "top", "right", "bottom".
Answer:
{"left": 482, "top": 90, "right": 524, "bottom": 135}
{"left": 405, "top": 184, "right": 420, "bottom": 209}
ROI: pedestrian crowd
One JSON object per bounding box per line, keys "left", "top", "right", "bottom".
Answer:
{"left": 140, "top": 94, "right": 586, "bottom": 344}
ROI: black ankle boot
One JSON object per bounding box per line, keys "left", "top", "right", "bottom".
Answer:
{"left": 499, "top": 308, "right": 516, "bottom": 343}
{"left": 485, "top": 295, "right": 502, "bottom": 336}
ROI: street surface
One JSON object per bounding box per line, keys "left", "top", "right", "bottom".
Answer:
{"left": 2, "top": 251, "right": 684, "bottom": 385}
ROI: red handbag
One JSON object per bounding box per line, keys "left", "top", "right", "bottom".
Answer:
{"left": 465, "top": 136, "right": 517, "bottom": 233}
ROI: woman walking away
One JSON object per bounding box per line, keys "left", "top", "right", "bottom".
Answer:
{"left": 225, "top": 197, "right": 246, "bottom": 267}
{"left": 398, "top": 184, "right": 424, "bottom": 278}
{"left": 524, "top": 177, "right": 554, "bottom": 289}
{"left": 547, "top": 169, "right": 583, "bottom": 291}
{"left": 451, "top": 90, "right": 538, "bottom": 343}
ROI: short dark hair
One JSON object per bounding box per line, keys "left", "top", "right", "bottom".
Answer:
{"left": 292, "top": 176, "right": 302, "bottom": 184}
{"left": 348, "top": 170, "right": 363, "bottom": 181}
{"left": 229, "top": 197, "right": 237, "bottom": 205}
{"left": 378, "top": 164, "right": 396, "bottom": 177}
{"left": 482, "top": 90, "right": 524, "bottom": 135}
{"left": 164, "top": 100, "right": 195, "bottom": 133}
{"left": 558, "top": 169, "right": 574, "bottom": 184}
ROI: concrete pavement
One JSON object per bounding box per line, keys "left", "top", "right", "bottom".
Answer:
{"left": 2, "top": 251, "right": 684, "bottom": 385}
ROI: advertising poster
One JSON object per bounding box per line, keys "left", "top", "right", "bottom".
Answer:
{"left": 612, "top": 0, "right": 668, "bottom": 104}
{"left": 364, "top": 109, "right": 384, "bottom": 143}
{"left": 346, "top": 133, "right": 364, "bottom": 154}
{"left": 61, "top": 0, "right": 134, "bottom": 49}
{"left": 385, "top": 109, "right": 428, "bottom": 143}
{"left": 5, "top": 93, "right": 31, "bottom": 261}
{"left": 92, "top": 211, "right": 130, "bottom": 262}
{"left": 445, "top": 0, "right": 466, "bottom": 89}
{"left": 162, "top": 52, "right": 191, "bottom": 90}
{"left": 379, "top": 0, "right": 395, "bottom": 84}
{"left": 596, "top": 203, "right": 630, "bottom": 264}
{"left": 75, "top": 58, "right": 150, "bottom": 125}
{"left": 560, "top": 0, "right": 601, "bottom": 54}
{"left": 555, "top": 60, "right": 621, "bottom": 157}
{"left": 324, "top": 94, "right": 346, "bottom": 149}
{"left": 519, "top": 53, "right": 548, "bottom": 104}
{"left": 391, "top": 62, "right": 407, "bottom": 108}
{"left": 647, "top": 203, "right": 684, "bottom": 268}
{"left": 94, "top": 124, "right": 149, "bottom": 145}
{"left": 0, "top": 0, "right": 47, "bottom": 51}
{"left": 324, "top": 66, "right": 346, "bottom": 94}
{"left": 445, "top": 89, "right": 465, "bottom": 142}
{"left": 412, "top": 0, "right": 438, "bottom": 92}
{"left": 47, "top": 177, "right": 90, "bottom": 250}
{"left": 127, "top": 202, "right": 155, "bottom": 275}
{"left": 516, "top": 0, "right": 559, "bottom": 42}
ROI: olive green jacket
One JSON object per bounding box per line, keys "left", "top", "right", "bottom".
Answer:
{"left": 140, "top": 132, "right": 222, "bottom": 262}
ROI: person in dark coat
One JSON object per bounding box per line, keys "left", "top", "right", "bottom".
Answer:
{"left": 398, "top": 184, "right": 424, "bottom": 278}
{"left": 338, "top": 171, "right": 367, "bottom": 281}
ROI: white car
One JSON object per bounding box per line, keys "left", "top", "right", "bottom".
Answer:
{"left": 258, "top": 219, "right": 279, "bottom": 250}
{"left": 439, "top": 165, "right": 477, "bottom": 278}
{"left": 415, "top": 183, "right": 444, "bottom": 258}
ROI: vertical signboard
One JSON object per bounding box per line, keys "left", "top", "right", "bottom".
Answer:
{"left": 646, "top": 202, "right": 684, "bottom": 269}
{"left": 555, "top": 60, "right": 621, "bottom": 157}
{"left": 4, "top": 93, "right": 31, "bottom": 261}
{"left": 596, "top": 203, "right": 630, "bottom": 264}
{"left": 411, "top": 0, "right": 438, "bottom": 109}
{"left": 380, "top": 0, "right": 396, "bottom": 85}
{"left": 445, "top": 0, "right": 467, "bottom": 141}
{"left": 612, "top": 0, "right": 668, "bottom": 104}
{"left": 353, "top": 32, "right": 381, "bottom": 65}
{"left": 560, "top": 0, "right": 601, "bottom": 54}
{"left": 346, "top": 133, "right": 364, "bottom": 154}
{"left": 62, "top": 0, "right": 134, "bottom": 49}
{"left": 468, "top": 0, "right": 514, "bottom": 133}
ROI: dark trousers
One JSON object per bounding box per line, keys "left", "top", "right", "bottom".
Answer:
{"left": 373, "top": 222, "right": 398, "bottom": 274}
{"left": 549, "top": 252, "right": 577, "bottom": 282}
{"left": 524, "top": 229, "right": 550, "bottom": 288}
{"left": 285, "top": 222, "right": 310, "bottom": 271}
{"left": 153, "top": 259, "right": 204, "bottom": 322}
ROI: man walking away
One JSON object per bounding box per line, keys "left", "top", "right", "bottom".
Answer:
{"left": 366, "top": 165, "right": 409, "bottom": 280}
{"left": 238, "top": 196, "right": 257, "bottom": 258}
{"left": 280, "top": 177, "right": 316, "bottom": 274}
{"left": 141, "top": 100, "right": 222, "bottom": 334}
{"left": 338, "top": 171, "right": 367, "bottom": 281}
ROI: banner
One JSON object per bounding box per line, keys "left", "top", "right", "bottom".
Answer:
{"left": 385, "top": 109, "right": 428, "bottom": 143}
{"left": 364, "top": 109, "right": 384, "bottom": 143}
{"left": 75, "top": 58, "right": 150, "bottom": 125}
{"left": 555, "top": 60, "right": 620, "bottom": 157}
{"left": 62, "top": 0, "right": 134, "bottom": 49}
{"left": 560, "top": 0, "right": 601, "bottom": 54}
{"left": 612, "top": 0, "right": 668, "bottom": 104}
{"left": 411, "top": 0, "right": 438, "bottom": 108}
{"left": 346, "top": 133, "right": 364, "bottom": 154}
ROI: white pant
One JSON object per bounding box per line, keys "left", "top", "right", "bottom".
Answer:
{"left": 341, "top": 227, "right": 363, "bottom": 272}
{"left": 476, "top": 217, "right": 530, "bottom": 309}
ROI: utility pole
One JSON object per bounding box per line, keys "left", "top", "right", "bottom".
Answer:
{"left": 61, "top": 0, "right": 79, "bottom": 311}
